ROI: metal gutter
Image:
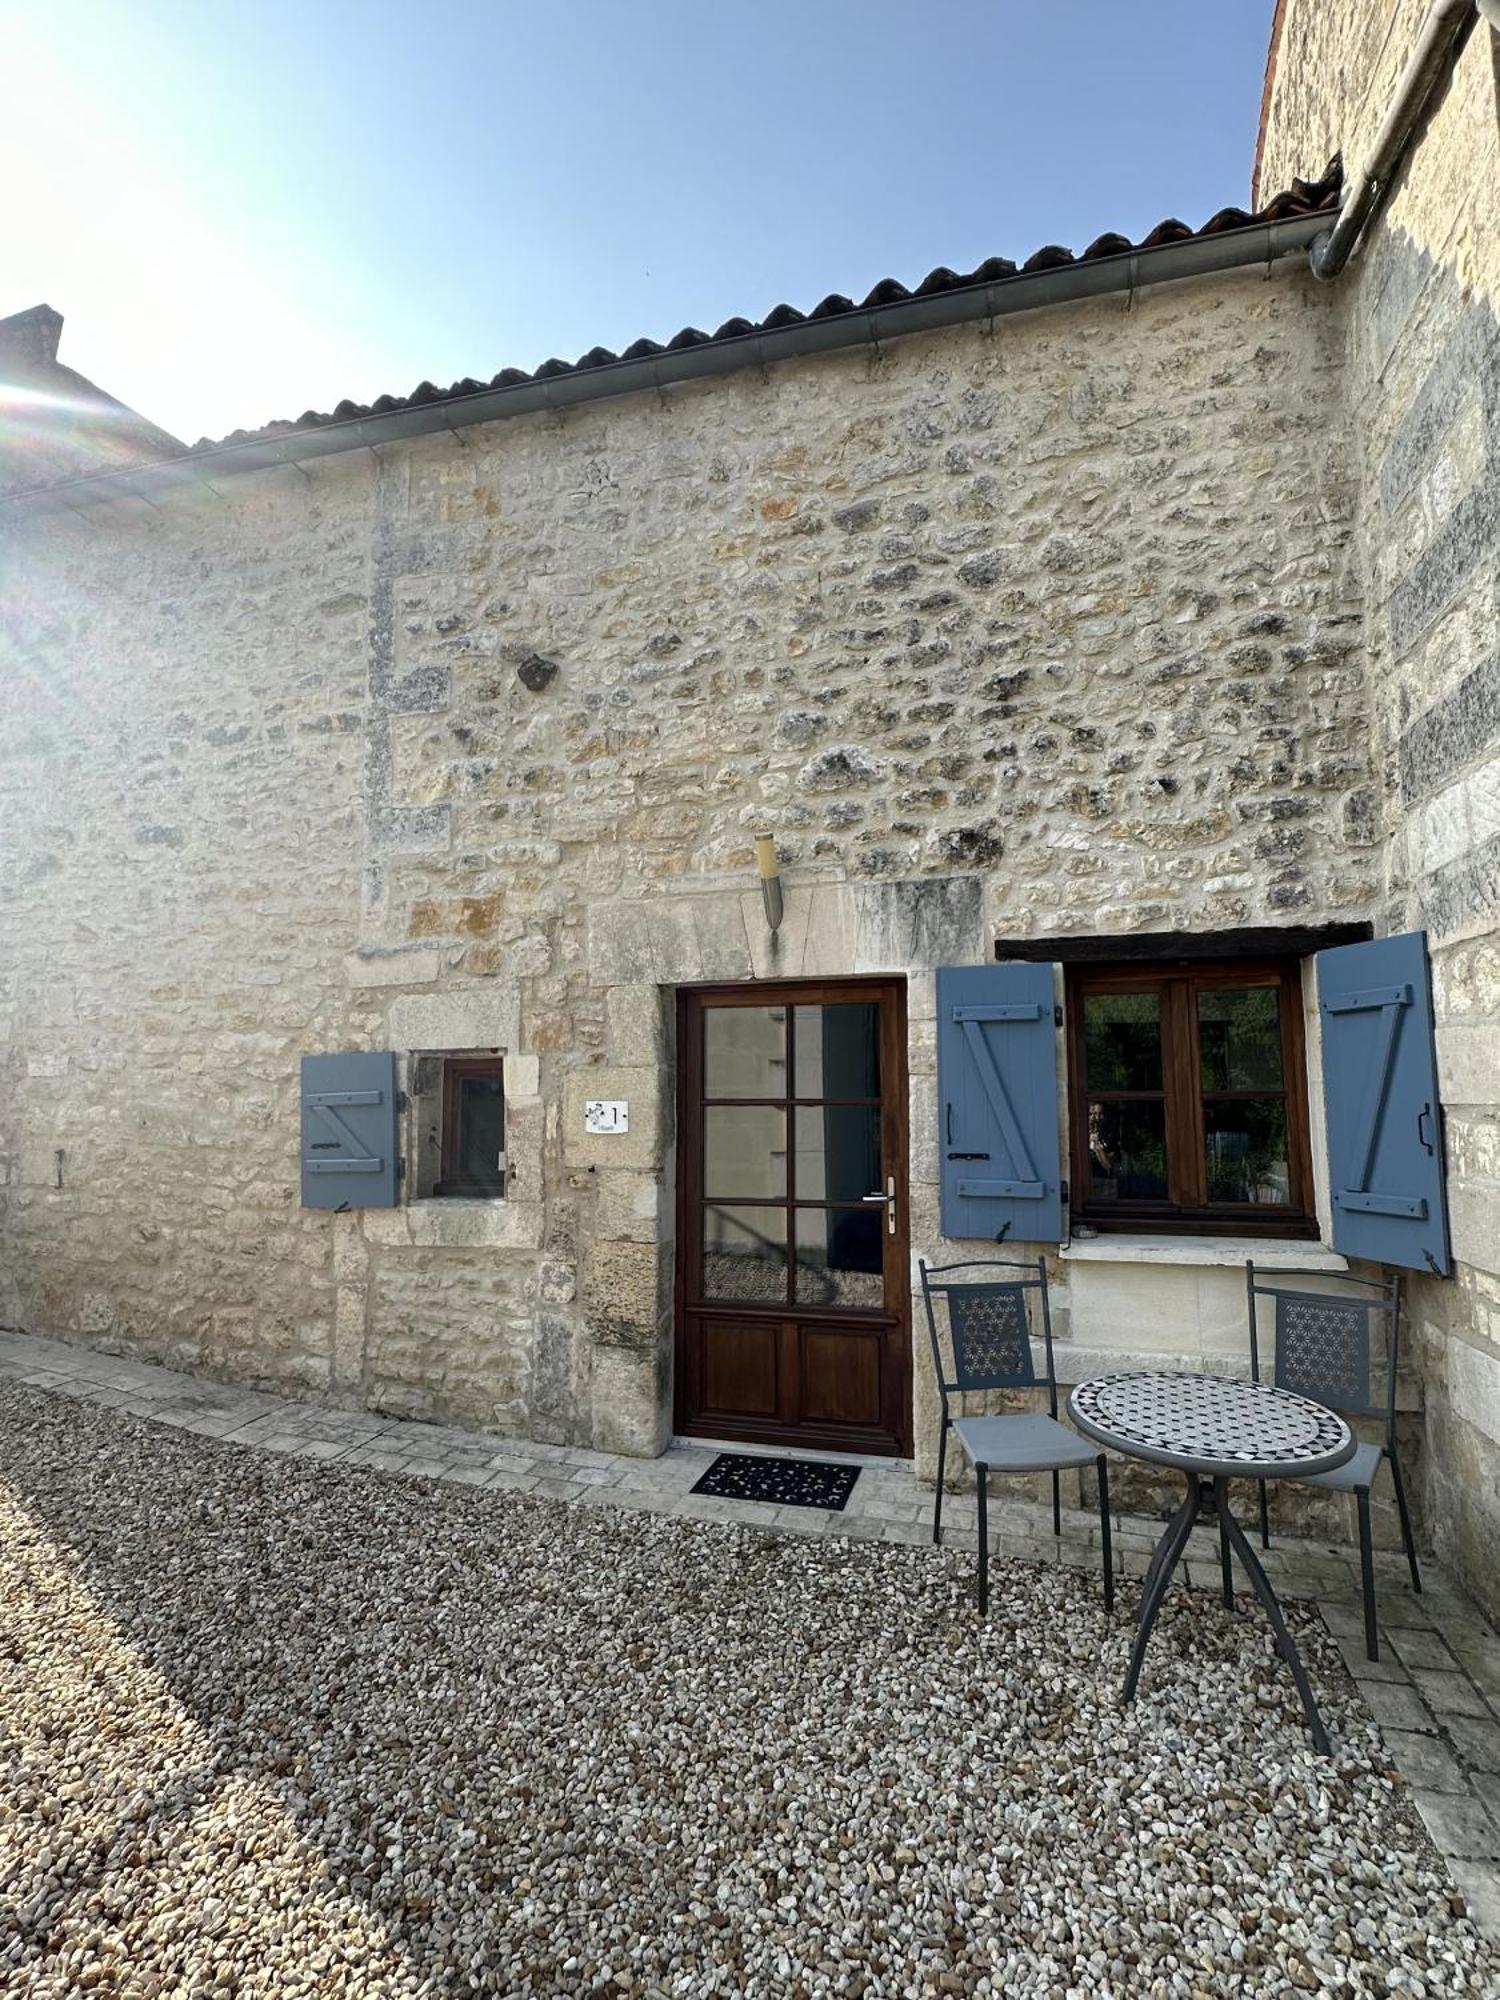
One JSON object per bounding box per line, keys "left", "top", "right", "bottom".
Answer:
{"left": 1309, "top": 0, "right": 1478, "bottom": 279}
{"left": 3, "top": 211, "right": 1332, "bottom": 520}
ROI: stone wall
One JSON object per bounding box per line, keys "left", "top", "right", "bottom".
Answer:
{"left": 0, "top": 258, "right": 1365, "bottom": 1468}
{"left": 1262, "top": 3, "right": 1500, "bottom": 1615}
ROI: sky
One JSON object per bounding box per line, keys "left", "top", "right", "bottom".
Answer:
{"left": 3, "top": 1, "right": 1283, "bottom": 446}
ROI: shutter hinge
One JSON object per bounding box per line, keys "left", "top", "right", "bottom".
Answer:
{"left": 1060, "top": 1178, "right": 1070, "bottom": 1207}
{"left": 1054, "top": 1004, "right": 1064, "bottom": 1027}
{"left": 397, "top": 1155, "right": 406, "bottom": 1181}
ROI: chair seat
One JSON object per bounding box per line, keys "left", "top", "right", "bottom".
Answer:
{"left": 952, "top": 1412, "right": 1098, "bottom": 1473}
{"left": 1295, "top": 1439, "right": 1384, "bottom": 1494}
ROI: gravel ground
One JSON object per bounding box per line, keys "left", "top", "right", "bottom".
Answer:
{"left": 2, "top": 1380, "right": 1496, "bottom": 1999}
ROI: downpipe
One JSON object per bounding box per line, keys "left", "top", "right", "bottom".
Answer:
{"left": 1310, "top": 0, "right": 1483, "bottom": 278}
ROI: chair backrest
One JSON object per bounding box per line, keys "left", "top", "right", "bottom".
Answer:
{"left": 1245, "top": 1262, "right": 1402, "bottom": 1430}
{"left": 919, "top": 1257, "right": 1056, "bottom": 1415}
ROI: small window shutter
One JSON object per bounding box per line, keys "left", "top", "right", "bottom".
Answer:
{"left": 300, "top": 1051, "right": 400, "bottom": 1210}
{"left": 1316, "top": 931, "right": 1451, "bottom": 1275}
{"left": 937, "top": 963, "right": 1063, "bottom": 1242}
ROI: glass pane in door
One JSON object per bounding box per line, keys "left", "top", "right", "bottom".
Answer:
{"left": 704, "top": 1106, "right": 787, "bottom": 1199}
{"left": 705, "top": 1006, "right": 786, "bottom": 1099}
{"left": 702, "top": 1206, "right": 787, "bottom": 1302}
{"left": 793, "top": 1104, "right": 881, "bottom": 1203}
{"left": 794, "top": 1207, "right": 883, "bottom": 1308}
{"left": 793, "top": 1003, "right": 879, "bottom": 1100}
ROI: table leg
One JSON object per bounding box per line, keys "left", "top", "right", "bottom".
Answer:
{"left": 1123, "top": 1473, "right": 1202, "bottom": 1706}
{"left": 1214, "top": 1478, "right": 1333, "bottom": 1756}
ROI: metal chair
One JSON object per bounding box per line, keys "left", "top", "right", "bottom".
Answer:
{"left": 1246, "top": 1262, "right": 1420, "bottom": 1660}
{"left": 920, "top": 1257, "right": 1114, "bottom": 1616}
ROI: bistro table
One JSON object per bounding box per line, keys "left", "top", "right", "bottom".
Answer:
{"left": 1068, "top": 1370, "right": 1355, "bottom": 1754}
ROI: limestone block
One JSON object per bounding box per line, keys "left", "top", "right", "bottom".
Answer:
{"left": 346, "top": 950, "right": 442, "bottom": 989}
{"left": 362, "top": 1198, "right": 545, "bottom": 1250}
{"left": 563, "top": 1066, "right": 666, "bottom": 1172}
{"left": 1437, "top": 1022, "right": 1500, "bottom": 1108}
{"left": 388, "top": 986, "right": 520, "bottom": 1053}
{"left": 588, "top": 1341, "right": 669, "bottom": 1457}
{"left": 606, "top": 983, "right": 669, "bottom": 1064}
{"left": 593, "top": 1171, "right": 661, "bottom": 1243}
{"left": 579, "top": 1239, "right": 669, "bottom": 1351}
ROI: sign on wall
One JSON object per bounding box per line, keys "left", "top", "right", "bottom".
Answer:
{"left": 584, "top": 1099, "right": 629, "bottom": 1134}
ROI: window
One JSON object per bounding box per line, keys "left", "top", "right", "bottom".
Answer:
{"left": 1066, "top": 960, "right": 1314, "bottom": 1237}
{"left": 434, "top": 1056, "right": 506, "bottom": 1198}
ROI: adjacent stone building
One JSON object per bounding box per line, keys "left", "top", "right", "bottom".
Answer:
{"left": 2, "top": 5, "right": 1498, "bottom": 1611}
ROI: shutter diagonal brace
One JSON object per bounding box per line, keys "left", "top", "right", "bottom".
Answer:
{"left": 1322, "top": 983, "right": 1425, "bottom": 1219}
{"left": 306, "top": 1092, "right": 385, "bottom": 1175}
{"left": 955, "top": 1009, "right": 1044, "bottom": 1199}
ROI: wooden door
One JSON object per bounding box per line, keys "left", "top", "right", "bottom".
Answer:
{"left": 675, "top": 978, "right": 911, "bottom": 1457}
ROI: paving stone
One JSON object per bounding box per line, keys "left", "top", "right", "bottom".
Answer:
{"left": 1413, "top": 1790, "right": 1500, "bottom": 1861}
{"left": 1412, "top": 1669, "right": 1496, "bottom": 1720}
{"left": 1337, "top": 1633, "right": 1410, "bottom": 1682}
{"left": 1387, "top": 1627, "right": 1462, "bottom": 1672}
{"left": 1447, "top": 1714, "right": 1500, "bottom": 1774}
{"left": 1449, "top": 1860, "right": 1500, "bottom": 1937}
{"left": 1383, "top": 1728, "right": 1472, "bottom": 1793}
{"left": 1361, "top": 1680, "right": 1441, "bottom": 1733}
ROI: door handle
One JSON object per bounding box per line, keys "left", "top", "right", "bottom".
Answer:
{"left": 862, "top": 1177, "right": 897, "bottom": 1234}
{"left": 1417, "top": 1104, "right": 1435, "bottom": 1157}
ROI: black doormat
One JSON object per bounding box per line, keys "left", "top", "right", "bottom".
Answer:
{"left": 690, "top": 1452, "right": 860, "bottom": 1511}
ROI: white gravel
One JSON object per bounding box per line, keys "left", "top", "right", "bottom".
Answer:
{"left": 1, "top": 1378, "right": 1495, "bottom": 1999}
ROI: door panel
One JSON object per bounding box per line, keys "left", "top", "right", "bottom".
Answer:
{"left": 675, "top": 978, "right": 911, "bottom": 1457}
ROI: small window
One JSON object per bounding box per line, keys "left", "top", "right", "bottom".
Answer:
{"left": 436, "top": 1057, "right": 506, "bottom": 1198}
{"left": 1066, "top": 960, "right": 1314, "bottom": 1237}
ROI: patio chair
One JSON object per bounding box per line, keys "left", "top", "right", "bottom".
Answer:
{"left": 1245, "top": 1262, "right": 1420, "bottom": 1661}
{"left": 920, "top": 1256, "right": 1114, "bottom": 1616}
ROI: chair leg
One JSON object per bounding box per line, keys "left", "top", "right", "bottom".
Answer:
{"left": 1097, "top": 1456, "right": 1114, "bottom": 1613}
{"left": 934, "top": 1419, "right": 948, "bottom": 1546}
{"left": 1388, "top": 1448, "right": 1423, "bottom": 1594}
{"left": 1357, "top": 1491, "right": 1379, "bottom": 1662}
{"left": 1258, "top": 1478, "right": 1271, "bottom": 1551}
{"left": 1052, "top": 1467, "right": 1062, "bottom": 1539}
{"left": 1220, "top": 1514, "right": 1234, "bottom": 1611}
{"left": 977, "top": 1463, "right": 989, "bottom": 1617}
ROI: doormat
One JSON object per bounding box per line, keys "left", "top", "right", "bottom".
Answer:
{"left": 690, "top": 1452, "right": 860, "bottom": 1511}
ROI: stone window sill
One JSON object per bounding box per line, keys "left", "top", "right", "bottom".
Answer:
{"left": 1059, "top": 1233, "right": 1347, "bottom": 1272}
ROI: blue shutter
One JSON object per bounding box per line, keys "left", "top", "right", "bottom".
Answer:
{"left": 300, "top": 1052, "right": 400, "bottom": 1209}
{"left": 1316, "top": 931, "right": 1451, "bottom": 1274}
{"left": 937, "top": 963, "right": 1063, "bottom": 1242}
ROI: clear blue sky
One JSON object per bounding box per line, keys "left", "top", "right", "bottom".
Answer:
{"left": 6, "top": 1, "right": 1285, "bottom": 444}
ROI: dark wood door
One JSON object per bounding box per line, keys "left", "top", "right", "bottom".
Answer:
{"left": 675, "top": 978, "right": 911, "bottom": 1457}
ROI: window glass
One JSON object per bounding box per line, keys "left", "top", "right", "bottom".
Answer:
{"left": 793, "top": 1003, "right": 879, "bottom": 1100}
{"left": 455, "top": 1073, "right": 505, "bottom": 1188}
{"left": 1084, "top": 1100, "right": 1169, "bottom": 1202}
{"left": 702, "top": 1206, "right": 787, "bottom": 1302}
{"left": 1199, "top": 987, "right": 1285, "bottom": 1091}
{"left": 794, "top": 1207, "right": 883, "bottom": 1308}
{"left": 704, "top": 1106, "right": 786, "bottom": 1200}
{"left": 793, "top": 1104, "right": 881, "bottom": 1203}
{"left": 704, "top": 1006, "right": 785, "bottom": 1100}
{"left": 1082, "top": 992, "right": 1163, "bottom": 1092}
{"left": 1204, "top": 1098, "right": 1291, "bottom": 1204}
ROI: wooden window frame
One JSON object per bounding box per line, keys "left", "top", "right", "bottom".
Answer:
{"left": 1065, "top": 958, "right": 1316, "bottom": 1239}
{"left": 435, "top": 1056, "right": 507, "bottom": 1199}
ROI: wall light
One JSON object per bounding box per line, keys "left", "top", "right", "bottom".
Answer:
{"left": 754, "top": 834, "right": 784, "bottom": 936}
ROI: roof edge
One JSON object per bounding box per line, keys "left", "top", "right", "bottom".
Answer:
{"left": 1252, "top": 0, "right": 1294, "bottom": 209}
{"left": 3, "top": 211, "right": 1332, "bottom": 519}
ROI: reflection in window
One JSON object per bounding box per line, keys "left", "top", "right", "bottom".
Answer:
{"left": 702, "top": 1206, "right": 787, "bottom": 1302}
{"left": 1082, "top": 992, "right": 1163, "bottom": 1092}
{"left": 794, "top": 1207, "right": 883, "bottom": 1308}
{"left": 1199, "top": 987, "right": 1284, "bottom": 1091}
{"left": 793, "top": 1003, "right": 879, "bottom": 1100}
{"left": 704, "top": 1105, "right": 786, "bottom": 1200}
{"left": 1085, "top": 1099, "right": 1168, "bottom": 1202}
{"left": 704, "top": 1007, "right": 786, "bottom": 1100}
{"left": 1204, "top": 1098, "right": 1291, "bottom": 1205}
{"left": 794, "top": 1104, "right": 881, "bottom": 1203}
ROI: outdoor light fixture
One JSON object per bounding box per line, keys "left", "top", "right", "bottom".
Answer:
{"left": 754, "top": 834, "right": 784, "bottom": 936}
